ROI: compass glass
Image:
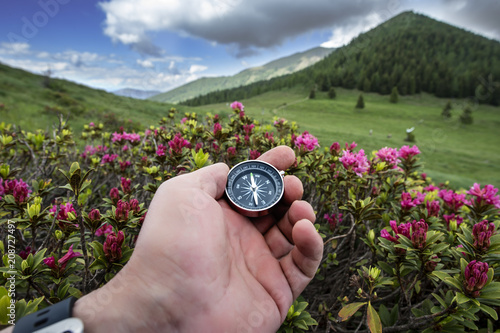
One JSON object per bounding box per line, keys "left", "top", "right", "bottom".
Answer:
{"left": 225, "top": 160, "right": 284, "bottom": 216}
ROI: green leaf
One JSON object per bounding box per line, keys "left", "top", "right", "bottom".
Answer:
{"left": 479, "top": 303, "right": 498, "bottom": 320}
{"left": 460, "top": 258, "right": 468, "bottom": 275}
{"left": 338, "top": 302, "right": 367, "bottom": 321}
{"left": 456, "top": 292, "right": 471, "bottom": 305}
{"left": 32, "top": 248, "right": 47, "bottom": 270}
{"left": 377, "top": 261, "right": 395, "bottom": 275}
{"left": 432, "top": 293, "right": 447, "bottom": 308}
{"left": 378, "top": 304, "right": 391, "bottom": 327}
{"left": 366, "top": 302, "right": 382, "bottom": 333}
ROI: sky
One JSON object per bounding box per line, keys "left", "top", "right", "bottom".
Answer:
{"left": 0, "top": 0, "right": 499, "bottom": 93}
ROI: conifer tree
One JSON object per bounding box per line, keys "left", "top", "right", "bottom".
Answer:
{"left": 356, "top": 94, "right": 365, "bottom": 109}
{"left": 390, "top": 87, "right": 399, "bottom": 103}
{"left": 328, "top": 87, "right": 336, "bottom": 99}
{"left": 460, "top": 106, "right": 473, "bottom": 125}
{"left": 442, "top": 101, "right": 452, "bottom": 118}
{"left": 309, "top": 88, "right": 316, "bottom": 99}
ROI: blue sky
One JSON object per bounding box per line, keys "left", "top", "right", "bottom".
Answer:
{"left": 1, "top": 0, "right": 499, "bottom": 93}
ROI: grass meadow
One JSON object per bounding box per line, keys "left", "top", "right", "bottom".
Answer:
{"left": 195, "top": 87, "right": 500, "bottom": 189}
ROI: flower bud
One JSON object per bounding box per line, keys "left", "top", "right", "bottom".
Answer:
{"left": 472, "top": 220, "right": 495, "bottom": 252}
{"left": 463, "top": 260, "right": 489, "bottom": 297}
{"left": 103, "top": 231, "right": 125, "bottom": 262}
{"left": 55, "top": 230, "right": 63, "bottom": 240}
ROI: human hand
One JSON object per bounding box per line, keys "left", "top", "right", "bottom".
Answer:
{"left": 74, "top": 146, "right": 323, "bottom": 333}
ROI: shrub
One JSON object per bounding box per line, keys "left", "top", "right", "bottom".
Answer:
{"left": 0, "top": 102, "right": 499, "bottom": 332}
{"left": 309, "top": 89, "right": 316, "bottom": 99}
{"left": 390, "top": 87, "right": 399, "bottom": 103}
{"left": 460, "top": 106, "right": 473, "bottom": 125}
{"left": 356, "top": 94, "right": 365, "bottom": 109}
{"left": 442, "top": 101, "right": 452, "bottom": 118}
{"left": 328, "top": 87, "right": 336, "bottom": 99}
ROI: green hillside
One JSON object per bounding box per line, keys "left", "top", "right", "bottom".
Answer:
{"left": 182, "top": 11, "right": 500, "bottom": 107}
{"left": 149, "top": 47, "right": 334, "bottom": 104}
{"left": 195, "top": 86, "right": 500, "bottom": 189}
{"left": 0, "top": 62, "right": 181, "bottom": 133}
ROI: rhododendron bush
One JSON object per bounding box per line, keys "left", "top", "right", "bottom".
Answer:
{"left": 1, "top": 102, "right": 499, "bottom": 332}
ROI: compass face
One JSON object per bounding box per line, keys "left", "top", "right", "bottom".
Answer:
{"left": 225, "top": 160, "right": 284, "bottom": 217}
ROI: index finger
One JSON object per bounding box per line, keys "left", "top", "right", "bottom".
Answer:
{"left": 257, "top": 145, "right": 296, "bottom": 171}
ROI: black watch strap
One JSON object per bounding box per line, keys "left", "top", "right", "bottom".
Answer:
{"left": 14, "top": 296, "right": 77, "bottom": 333}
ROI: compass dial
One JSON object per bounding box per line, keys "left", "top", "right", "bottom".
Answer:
{"left": 225, "top": 160, "right": 284, "bottom": 217}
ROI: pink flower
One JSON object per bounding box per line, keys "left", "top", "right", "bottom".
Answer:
{"left": 181, "top": 117, "right": 188, "bottom": 124}
{"left": 467, "top": 183, "right": 500, "bottom": 209}
{"left": 129, "top": 198, "right": 140, "bottom": 213}
{"left": 464, "top": 260, "right": 489, "bottom": 297}
{"left": 398, "top": 145, "right": 420, "bottom": 160}
{"left": 329, "top": 142, "right": 341, "bottom": 155}
{"left": 345, "top": 142, "right": 357, "bottom": 151}
{"left": 89, "top": 122, "right": 95, "bottom": 127}
{"left": 231, "top": 101, "right": 244, "bottom": 111}
{"left": 121, "top": 177, "right": 131, "bottom": 194}
{"left": 243, "top": 124, "right": 255, "bottom": 135}
{"left": 103, "top": 231, "right": 125, "bottom": 262}
{"left": 375, "top": 147, "right": 400, "bottom": 168}
{"left": 119, "top": 160, "right": 131, "bottom": 172}
{"left": 426, "top": 200, "right": 440, "bottom": 217}
{"left": 401, "top": 192, "right": 416, "bottom": 211}
{"left": 168, "top": 133, "right": 191, "bottom": 154}
{"left": 109, "top": 187, "right": 120, "bottom": 202}
{"left": 438, "top": 189, "right": 466, "bottom": 212}
{"left": 115, "top": 200, "right": 130, "bottom": 222}
{"left": 213, "top": 122, "right": 222, "bottom": 136}
{"left": 95, "top": 223, "right": 113, "bottom": 237}
{"left": 19, "top": 246, "right": 35, "bottom": 260}
{"left": 264, "top": 132, "right": 274, "bottom": 143}
{"left": 249, "top": 150, "right": 261, "bottom": 160}
{"left": 156, "top": 144, "right": 167, "bottom": 157}
{"left": 294, "top": 131, "right": 320, "bottom": 151}
{"left": 472, "top": 220, "right": 496, "bottom": 252}
{"left": 0, "top": 179, "right": 31, "bottom": 204}
{"left": 50, "top": 202, "right": 76, "bottom": 221}
{"left": 88, "top": 208, "right": 101, "bottom": 222}
{"left": 381, "top": 220, "right": 412, "bottom": 244}
{"left": 443, "top": 213, "right": 464, "bottom": 230}
{"left": 44, "top": 245, "right": 81, "bottom": 273}
{"left": 102, "top": 154, "right": 118, "bottom": 164}
{"left": 339, "top": 149, "right": 369, "bottom": 177}
{"left": 411, "top": 219, "right": 428, "bottom": 250}
{"left": 324, "top": 213, "right": 343, "bottom": 230}
{"left": 227, "top": 147, "right": 237, "bottom": 158}
{"left": 424, "top": 184, "right": 439, "bottom": 192}
{"left": 195, "top": 142, "right": 203, "bottom": 152}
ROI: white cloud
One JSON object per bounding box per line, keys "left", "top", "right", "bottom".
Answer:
{"left": 189, "top": 64, "right": 208, "bottom": 74}
{"left": 137, "top": 59, "right": 154, "bottom": 68}
{"left": 0, "top": 42, "right": 31, "bottom": 55}
{"left": 321, "top": 12, "right": 383, "bottom": 48}
{"left": 0, "top": 44, "right": 210, "bottom": 92}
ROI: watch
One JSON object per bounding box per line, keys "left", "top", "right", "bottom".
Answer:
{"left": 225, "top": 160, "right": 285, "bottom": 217}
{"left": 13, "top": 297, "right": 83, "bottom": 333}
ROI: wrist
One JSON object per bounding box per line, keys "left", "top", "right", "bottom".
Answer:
{"left": 73, "top": 264, "right": 180, "bottom": 333}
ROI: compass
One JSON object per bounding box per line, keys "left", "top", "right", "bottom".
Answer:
{"left": 225, "top": 160, "right": 285, "bottom": 217}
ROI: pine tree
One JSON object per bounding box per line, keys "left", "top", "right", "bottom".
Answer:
{"left": 356, "top": 94, "right": 365, "bottom": 109}
{"left": 328, "top": 87, "right": 336, "bottom": 99}
{"left": 309, "top": 88, "right": 316, "bottom": 99}
{"left": 442, "top": 101, "right": 452, "bottom": 118}
{"left": 459, "top": 106, "right": 473, "bottom": 125}
{"left": 390, "top": 87, "right": 399, "bottom": 103}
